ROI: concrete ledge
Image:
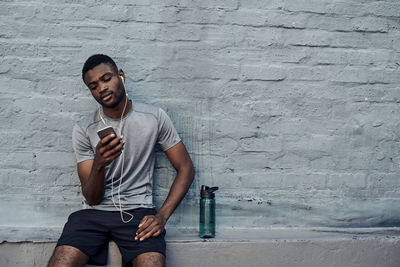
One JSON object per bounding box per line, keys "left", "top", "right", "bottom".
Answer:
{"left": 1, "top": 227, "right": 400, "bottom": 267}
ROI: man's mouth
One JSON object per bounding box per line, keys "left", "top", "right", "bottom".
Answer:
{"left": 101, "top": 92, "right": 113, "bottom": 102}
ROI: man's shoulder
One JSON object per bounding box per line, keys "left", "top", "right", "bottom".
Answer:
{"left": 132, "top": 102, "right": 161, "bottom": 119}
{"left": 74, "top": 109, "right": 101, "bottom": 133}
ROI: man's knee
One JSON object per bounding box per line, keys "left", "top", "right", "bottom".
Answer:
{"left": 48, "top": 245, "right": 89, "bottom": 267}
{"left": 132, "top": 252, "right": 165, "bottom": 267}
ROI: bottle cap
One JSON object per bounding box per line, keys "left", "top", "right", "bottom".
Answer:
{"left": 200, "top": 185, "right": 219, "bottom": 199}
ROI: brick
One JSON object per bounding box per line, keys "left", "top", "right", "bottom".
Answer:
{"left": 239, "top": 136, "right": 282, "bottom": 152}
{"left": 306, "top": 15, "right": 355, "bottom": 32}
{"left": 150, "top": 60, "right": 239, "bottom": 80}
{"left": 35, "top": 77, "right": 86, "bottom": 97}
{"left": 87, "top": 5, "right": 130, "bottom": 22}
{"left": 364, "top": 2, "right": 400, "bottom": 17}
{"left": 115, "top": 23, "right": 159, "bottom": 41}
{"left": 325, "top": 2, "right": 366, "bottom": 16}
{"left": 285, "top": 173, "right": 328, "bottom": 190}
{"left": 244, "top": 27, "right": 284, "bottom": 48}
{"left": 37, "top": 43, "right": 83, "bottom": 59}
{"left": 36, "top": 152, "right": 76, "bottom": 168}
{"left": 0, "top": 152, "right": 36, "bottom": 171}
{"left": 307, "top": 48, "right": 395, "bottom": 66}
{"left": 200, "top": 25, "right": 247, "bottom": 48}
{"left": 0, "top": 42, "right": 37, "bottom": 57}
{"left": 157, "top": 24, "right": 202, "bottom": 41}
{"left": 34, "top": 4, "right": 87, "bottom": 22}
{"left": 327, "top": 173, "right": 367, "bottom": 189}
{"left": 0, "top": 3, "right": 37, "bottom": 18}
{"left": 282, "top": 0, "right": 330, "bottom": 14}
{"left": 223, "top": 9, "right": 267, "bottom": 26}
{"left": 177, "top": 8, "right": 224, "bottom": 24}
{"left": 350, "top": 17, "right": 390, "bottom": 33}
{"left": 264, "top": 10, "right": 309, "bottom": 29}
{"left": 183, "top": 0, "right": 238, "bottom": 10}
{"left": 237, "top": 172, "right": 286, "bottom": 189}
{"left": 0, "top": 77, "right": 36, "bottom": 97}
{"left": 274, "top": 152, "right": 311, "bottom": 169}
{"left": 233, "top": 47, "right": 309, "bottom": 63}
{"left": 368, "top": 173, "right": 400, "bottom": 188}
{"left": 238, "top": 0, "right": 283, "bottom": 10}
{"left": 129, "top": 6, "right": 178, "bottom": 23}
{"left": 240, "top": 64, "right": 286, "bottom": 81}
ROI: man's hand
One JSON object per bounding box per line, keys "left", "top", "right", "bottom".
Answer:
{"left": 135, "top": 213, "right": 167, "bottom": 241}
{"left": 94, "top": 134, "right": 125, "bottom": 168}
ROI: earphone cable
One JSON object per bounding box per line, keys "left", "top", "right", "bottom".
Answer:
{"left": 99, "top": 78, "right": 133, "bottom": 223}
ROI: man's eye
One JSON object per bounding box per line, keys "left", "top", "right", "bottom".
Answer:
{"left": 104, "top": 77, "right": 111, "bottom": 82}
{"left": 90, "top": 86, "right": 97, "bottom": 90}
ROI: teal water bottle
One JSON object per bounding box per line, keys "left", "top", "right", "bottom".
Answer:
{"left": 199, "top": 185, "right": 219, "bottom": 238}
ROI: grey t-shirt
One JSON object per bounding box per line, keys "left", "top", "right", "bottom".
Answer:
{"left": 72, "top": 102, "right": 181, "bottom": 211}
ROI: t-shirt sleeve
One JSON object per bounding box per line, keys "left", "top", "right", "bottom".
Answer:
{"left": 157, "top": 108, "right": 181, "bottom": 151}
{"left": 72, "top": 123, "right": 95, "bottom": 163}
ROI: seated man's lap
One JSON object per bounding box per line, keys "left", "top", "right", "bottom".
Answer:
{"left": 56, "top": 208, "right": 166, "bottom": 267}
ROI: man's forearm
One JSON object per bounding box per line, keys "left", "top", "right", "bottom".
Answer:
{"left": 82, "top": 160, "right": 106, "bottom": 205}
{"left": 157, "top": 163, "right": 195, "bottom": 222}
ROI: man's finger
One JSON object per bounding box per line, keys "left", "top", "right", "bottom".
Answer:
{"left": 139, "top": 226, "right": 159, "bottom": 241}
{"left": 100, "top": 133, "right": 116, "bottom": 145}
{"left": 136, "top": 220, "right": 158, "bottom": 240}
{"left": 104, "top": 136, "right": 123, "bottom": 151}
{"left": 98, "top": 135, "right": 121, "bottom": 154}
{"left": 103, "top": 141, "right": 124, "bottom": 159}
{"left": 104, "top": 151, "right": 122, "bottom": 162}
{"left": 152, "top": 229, "right": 161, "bottom": 237}
{"left": 136, "top": 222, "right": 152, "bottom": 237}
{"left": 136, "top": 216, "right": 150, "bottom": 236}
{"left": 138, "top": 216, "right": 150, "bottom": 229}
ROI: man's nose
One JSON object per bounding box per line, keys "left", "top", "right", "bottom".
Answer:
{"left": 99, "top": 82, "right": 108, "bottom": 92}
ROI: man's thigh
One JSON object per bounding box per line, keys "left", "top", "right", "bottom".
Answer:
{"left": 132, "top": 252, "right": 165, "bottom": 267}
{"left": 55, "top": 209, "right": 111, "bottom": 265}
{"left": 111, "top": 208, "right": 166, "bottom": 266}
{"left": 48, "top": 245, "right": 89, "bottom": 267}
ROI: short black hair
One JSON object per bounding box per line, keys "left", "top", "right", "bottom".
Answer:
{"left": 82, "top": 54, "right": 118, "bottom": 80}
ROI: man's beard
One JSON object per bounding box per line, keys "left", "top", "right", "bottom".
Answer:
{"left": 98, "top": 90, "right": 124, "bottom": 108}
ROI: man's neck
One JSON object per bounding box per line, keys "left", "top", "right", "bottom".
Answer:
{"left": 102, "top": 97, "right": 132, "bottom": 119}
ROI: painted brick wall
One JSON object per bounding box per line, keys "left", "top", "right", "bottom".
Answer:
{"left": 1, "top": 0, "right": 400, "bottom": 229}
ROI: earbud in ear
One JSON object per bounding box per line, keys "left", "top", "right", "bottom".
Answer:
{"left": 120, "top": 75, "right": 128, "bottom": 96}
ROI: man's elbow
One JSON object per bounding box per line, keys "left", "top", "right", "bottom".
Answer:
{"left": 82, "top": 190, "right": 103, "bottom": 206}
{"left": 86, "top": 197, "right": 102, "bottom": 206}
{"left": 184, "top": 161, "right": 195, "bottom": 183}
{"left": 86, "top": 198, "right": 101, "bottom": 206}
{"left": 190, "top": 164, "right": 195, "bottom": 181}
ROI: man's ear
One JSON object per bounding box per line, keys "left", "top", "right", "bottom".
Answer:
{"left": 118, "top": 69, "right": 125, "bottom": 82}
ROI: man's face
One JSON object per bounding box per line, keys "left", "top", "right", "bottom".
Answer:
{"left": 83, "top": 63, "right": 124, "bottom": 108}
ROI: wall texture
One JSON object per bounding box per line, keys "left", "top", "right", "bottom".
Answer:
{"left": 0, "top": 0, "right": 400, "bottom": 230}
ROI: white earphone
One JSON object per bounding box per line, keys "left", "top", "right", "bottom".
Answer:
{"left": 120, "top": 75, "right": 128, "bottom": 96}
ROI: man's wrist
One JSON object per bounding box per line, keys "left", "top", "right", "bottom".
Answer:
{"left": 93, "top": 156, "right": 106, "bottom": 172}
{"left": 155, "top": 212, "right": 168, "bottom": 226}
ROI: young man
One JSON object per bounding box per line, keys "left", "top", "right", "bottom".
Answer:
{"left": 48, "top": 54, "right": 195, "bottom": 267}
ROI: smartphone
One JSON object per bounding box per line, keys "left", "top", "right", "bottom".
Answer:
{"left": 97, "top": 126, "right": 117, "bottom": 140}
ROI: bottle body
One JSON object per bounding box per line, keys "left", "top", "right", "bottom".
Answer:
{"left": 199, "top": 198, "right": 215, "bottom": 238}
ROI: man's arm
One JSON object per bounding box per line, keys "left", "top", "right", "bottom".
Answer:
{"left": 77, "top": 134, "right": 125, "bottom": 205}
{"left": 135, "top": 141, "right": 195, "bottom": 241}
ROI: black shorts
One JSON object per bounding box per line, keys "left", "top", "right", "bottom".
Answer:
{"left": 56, "top": 208, "right": 166, "bottom": 267}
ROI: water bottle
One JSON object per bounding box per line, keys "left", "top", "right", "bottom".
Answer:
{"left": 199, "top": 185, "right": 218, "bottom": 238}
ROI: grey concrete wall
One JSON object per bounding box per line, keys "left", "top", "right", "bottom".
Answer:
{"left": 0, "top": 0, "right": 400, "bottom": 231}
